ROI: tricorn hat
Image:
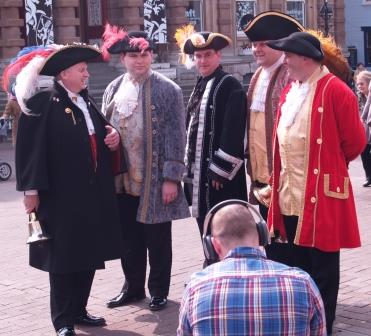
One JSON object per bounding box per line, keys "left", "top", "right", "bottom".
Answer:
{"left": 101, "top": 24, "right": 154, "bottom": 60}
{"left": 242, "top": 11, "right": 304, "bottom": 42}
{"left": 183, "top": 32, "right": 231, "bottom": 55}
{"left": 39, "top": 44, "right": 101, "bottom": 76}
{"left": 107, "top": 31, "right": 154, "bottom": 54}
{"left": 266, "top": 32, "right": 324, "bottom": 61}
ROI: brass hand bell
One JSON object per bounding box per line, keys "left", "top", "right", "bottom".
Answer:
{"left": 252, "top": 185, "right": 272, "bottom": 208}
{"left": 27, "top": 211, "right": 51, "bottom": 244}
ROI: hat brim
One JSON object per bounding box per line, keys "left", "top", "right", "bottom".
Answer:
{"left": 39, "top": 45, "right": 101, "bottom": 76}
{"left": 243, "top": 11, "right": 304, "bottom": 41}
{"left": 266, "top": 36, "right": 324, "bottom": 61}
{"left": 183, "top": 33, "right": 231, "bottom": 55}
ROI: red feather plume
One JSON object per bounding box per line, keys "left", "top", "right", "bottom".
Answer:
{"left": 101, "top": 23, "right": 128, "bottom": 61}
{"left": 2, "top": 48, "right": 53, "bottom": 93}
{"left": 129, "top": 37, "right": 150, "bottom": 53}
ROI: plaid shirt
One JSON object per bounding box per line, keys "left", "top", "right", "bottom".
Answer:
{"left": 177, "top": 247, "right": 326, "bottom": 336}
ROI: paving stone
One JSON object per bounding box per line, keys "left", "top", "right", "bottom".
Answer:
{"left": 1, "top": 142, "right": 371, "bottom": 335}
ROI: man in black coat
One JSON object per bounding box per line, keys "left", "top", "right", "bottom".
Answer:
{"left": 178, "top": 30, "right": 247, "bottom": 266}
{"left": 15, "top": 45, "right": 125, "bottom": 336}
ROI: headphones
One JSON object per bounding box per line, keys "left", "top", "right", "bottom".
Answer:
{"left": 202, "top": 199, "right": 269, "bottom": 263}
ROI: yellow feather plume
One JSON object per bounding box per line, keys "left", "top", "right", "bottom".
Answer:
{"left": 174, "top": 24, "right": 196, "bottom": 65}
{"left": 306, "top": 29, "right": 351, "bottom": 84}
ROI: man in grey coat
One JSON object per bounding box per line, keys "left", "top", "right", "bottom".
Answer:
{"left": 101, "top": 26, "right": 190, "bottom": 311}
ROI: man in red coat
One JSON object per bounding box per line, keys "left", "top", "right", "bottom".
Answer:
{"left": 263, "top": 32, "right": 366, "bottom": 335}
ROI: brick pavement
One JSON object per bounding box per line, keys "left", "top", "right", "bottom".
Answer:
{"left": 0, "top": 141, "right": 370, "bottom": 335}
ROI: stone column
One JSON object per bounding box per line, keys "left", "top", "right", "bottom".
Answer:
{"left": 167, "top": 0, "right": 188, "bottom": 52}
{"left": 53, "top": 0, "right": 81, "bottom": 43}
{"left": 0, "top": 0, "right": 24, "bottom": 59}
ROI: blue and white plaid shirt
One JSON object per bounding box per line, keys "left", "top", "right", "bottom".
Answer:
{"left": 177, "top": 247, "right": 326, "bottom": 336}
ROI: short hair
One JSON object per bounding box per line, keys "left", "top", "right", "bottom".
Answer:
{"left": 356, "top": 70, "right": 371, "bottom": 85}
{"left": 211, "top": 204, "right": 257, "bottom": 243}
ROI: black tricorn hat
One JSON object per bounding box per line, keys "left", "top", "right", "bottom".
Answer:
{"left": 108, "top": 31, "right": 154, "bottom": 54}
{"left": 242, "top": 11, "right": 304, "bottom": 42}
{"left": 39, "top": 45, "right": 101, "bottom": 76}
{"left": 183, "top": 32, "right": 231, "bottom": 55}
{"left": 266, "top": 32, "right": 324, "bottom": 61}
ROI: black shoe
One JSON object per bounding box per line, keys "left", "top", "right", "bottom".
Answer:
{"left": 56, "top": 327, "right": 75, "bottom": 336}
{"left": 363, "top": 179, "right": 371, "bottom": 187}
{"left": 149, "top": 296, "right": 167, "bottom": 311}
{"left": 107, "top": 289, "right": 146, "bottom": 308}
{"left": 75, "top": 312, "right": 106, "bottom": 326}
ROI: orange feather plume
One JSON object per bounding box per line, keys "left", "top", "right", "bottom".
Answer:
{"left": 174, "top": 24, "right": 196, "bottom": 65}
{"left": 306, "top": 29, "right": 352, "bottom": 84}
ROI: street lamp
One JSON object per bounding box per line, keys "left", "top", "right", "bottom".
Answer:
{"left": 319, "top": 0, "right": 333, "bottom": 37}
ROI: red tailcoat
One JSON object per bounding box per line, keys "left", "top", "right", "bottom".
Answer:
{"left": 268, "top": 73, "right": 366, "bottom": 252}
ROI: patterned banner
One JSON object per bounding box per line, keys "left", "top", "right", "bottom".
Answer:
{"left": 24, "top": 0, "right": 54, "bottom": 46}
{"left": 143, "top": 0, "right": 167, "bottom": 43}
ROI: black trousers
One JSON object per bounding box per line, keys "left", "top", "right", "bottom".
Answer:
{"left": 361, "top": 143, "right": 371, "bottom": 180}
{"left": 267, "top": 215, "right": 339, "bottom": 335}
{"left": 49, "top": 270, "right": 95, "bottom": 331}
{"left": 117, "top": 193, "right": 172, "bottom": 297}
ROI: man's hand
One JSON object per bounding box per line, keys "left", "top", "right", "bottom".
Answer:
{"left": 24, "top": 195, "right": 40, "bottom": 214}
{"left": 212, "top": 179, "right": 224, "bottom": 190}
{"left": 104, "top": 125, "right": 120, "bottom": 151}
{"left": 162, "top": 181, "right": 178, "bottom": 205}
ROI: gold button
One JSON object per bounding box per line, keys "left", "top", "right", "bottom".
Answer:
{"left": 318, "top": 107, "right": 324, "bottom": 113}
{"left": 311, "top": 197, "right": 316, "bottom": 203}
{"left": 152, "top": 130, "right": 157, "bottom": 135}
{"left": 313, "top": 169, "right": 319, "bottom": 175}
{"left": 336, "top": 187, "right": 340, "bottom": 192}
{"left": 316, "top": 138, "right": 322, "bottom": 144}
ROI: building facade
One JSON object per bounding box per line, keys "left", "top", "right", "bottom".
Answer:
{"left": 344, "top": 0, "right": 371, "bottom": 68}
{"left": 1, "top": 0, "right": 344, "bottom": 62}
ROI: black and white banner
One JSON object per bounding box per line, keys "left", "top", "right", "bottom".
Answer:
{"left": 24, "top": 0, "right": 54, "bottom": 46}
{"left": 143, "top": 0, "right": 167, "bottom": 43}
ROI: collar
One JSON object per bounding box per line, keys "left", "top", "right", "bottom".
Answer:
{"left": 224, "top": 246, "right": 266, "bottom": 260}
{"left": 299, "top": 65, "right": 329, "bottom": 87}
{"left": 127, "top": 69, "right": 152, "bottom": 85}
{"left": 262, "top": 54, "right": 284, "bottom": 75}
{"left": 199, "top": 65, "right": 223, "bottom": 82}
{"left": 57, "top": 80, "right": 80, "bottom": 100}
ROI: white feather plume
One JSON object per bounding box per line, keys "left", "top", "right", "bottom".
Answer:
{"left": 184, "top": 55, "right": 195, "bottom": 70}
{"left": 15, "top": 55, "right": 54, "bottom": 114}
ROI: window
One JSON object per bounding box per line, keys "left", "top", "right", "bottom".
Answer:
{"left": 362, "top": 27, "right": 371, "bottom": 67}
{"left": 185, "top": 1, "right": 203, "bottom": 31}
{"left": 235, "top": 0, "right": 256, "bottom": 37}
{"left": 286, "top": 0, "right": 305, "bottom": 26}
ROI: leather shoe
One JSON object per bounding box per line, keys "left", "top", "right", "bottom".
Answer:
{"left": 56, "top": 327, "right": 75, "bottom": 336}
{"left": 149, "top": 296, "right": 167, "bottom": 311}
{"left": 107, "top": 290, "right": 146, "bottom": 308}
{"left": 75, "top": 312, "right": 106, "bottom": 326}
{"left": 363, "top": 179, "right": 371, "bottom": 187}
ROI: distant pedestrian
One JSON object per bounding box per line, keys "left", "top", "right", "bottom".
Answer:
{"left": 1, "top": 93, "right": 21, "bottom": 146}
{"left": 357, "top": 71, "right": 371, "bottom": 186}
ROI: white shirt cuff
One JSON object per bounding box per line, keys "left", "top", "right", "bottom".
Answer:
{"left": 25, "top": 190, "right": 38, "bottom": 196}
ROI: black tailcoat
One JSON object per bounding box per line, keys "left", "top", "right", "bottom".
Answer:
{"left": 16, "top": 82, "right": 123, "bottom": 273}
{"left": 186, "top": 68, "right": 247, "bottom": 218}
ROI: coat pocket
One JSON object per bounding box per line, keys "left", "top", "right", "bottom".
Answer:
{"left": 323, "top": 174, "right": 349, "bottom": 199}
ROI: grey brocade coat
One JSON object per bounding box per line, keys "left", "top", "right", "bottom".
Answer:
{"left": 102, "top": 71, "right": 190, "bottom": 224}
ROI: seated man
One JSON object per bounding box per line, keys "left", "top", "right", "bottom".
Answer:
{"left": 177, "top": 200, "right": 326, "bottom": 336}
